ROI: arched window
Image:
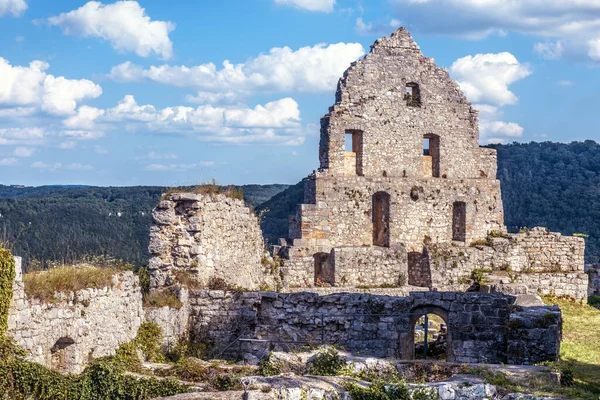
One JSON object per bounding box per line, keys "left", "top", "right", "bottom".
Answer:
{"left": 405, "top": 82, "right": 422, "bottom": 107}
{"left": 50, "top": 336, "right": 76, "bottom": 373}
{"left": 423, "top": 134, "right": 440, "bottom": 177}
{"left": 372, "top": 192, "right": 391, "bottom": 247}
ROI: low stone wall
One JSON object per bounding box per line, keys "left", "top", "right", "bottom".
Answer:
{"left": 427, "top": 228, "right": 588, "bottom": 300}
{"left": 507, "top": 306, "right": 561, "bottom": 365}
{"left": 329, "top": 246, "right": 407, "bottom": 287}
{"left": 149, "top": 192, "right": 278, "bottom": 290}
{"left": 7, "top": 258, "right": 143, "bottom": 374}
{"left": 180, "top": 290, "right": 560, "bottom": 365}
{"left": 586, "top": 264, "right": 600, "bottom": 296}
{"left": 144, "top": 287, "right": 190, "bottom": 350}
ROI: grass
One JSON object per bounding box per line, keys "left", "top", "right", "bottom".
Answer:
{"left": 161, "top": 181, "right": 243, "bottom": 201}
{"left": 143, "top": 290, "right": 183, "bottom": 309}
{"left": 23, "top": 265, "right": 120, "bottom": 302}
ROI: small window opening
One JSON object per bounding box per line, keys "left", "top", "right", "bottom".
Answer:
{"left": 423, "top": 134, "right": 440, "bottom": 178}
{"left": 405, "top": 83, "right": 422, "bottom": 107}
{"left": 344, "top": 130, "right": 363, "bottom": 176}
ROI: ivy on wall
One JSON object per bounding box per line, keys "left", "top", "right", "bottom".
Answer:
{"left": 0, "top": 245, "right": 15, "bottom": 334}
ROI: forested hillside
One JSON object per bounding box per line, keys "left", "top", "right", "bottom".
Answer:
{"left": 0, "top": 184, "right": 287, "bottom": 270}
{"left": 2, "top": 141, "right": 599, "bottom": 269}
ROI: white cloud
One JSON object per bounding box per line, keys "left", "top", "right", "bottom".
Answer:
{"left": 185, "top": 91, "right": 239, "bottom": 105}
{"left": 534, "top": 41, "right": 564, "bottom": 60}
{"left": 47, "top": 1, "right": 175, "bottom": 59}
{"left": 0, "top": 0, "right": 26, "bottom": 17}
{"left": 557, "top": 80, "right": 575, "bottom": 86}
{"left": 13, "top": 146, "right": 34, "bottom": 157}
{"left": 137, "top": 151, "right": 178, "bottom": 160}
{"left": 449, "top": 52, "right": 530, "bottom": 144}
{"left": 0, "top": 157, "right": 18, "bottom": 166}
{"left": 144, "top": 162, "right": 212, "bottom": 171}
{"left": 62, "top": 129, "right": 104, "bottom": 140}
{"left": 450, "top": 52, "right": 531, "bottom": 107}
{"left": 65, "top": 95, "right": 306, "bottom": 145}
{"left": 0, "top": 107, "right": 36, "bottom": 118}
{"left": 59, "top": 141, "right": 77, "bottom": 149}
{"left": 389, "top": 0, "right": 600, "bottom": 62}
{"left": 355, "top": 17, "right": 401, "bottom": 35}
{"left": 31, "top": 161, "right": 92, "bottom": 170}
{"left": 0, "top": 127, "right": 47, "bottom": 145}
{"left": 94, "top": 145, "right": 107, "bottom": 154}
{"left": 108, "top": 42, "right": 365, "bottom": 96}
{"left": 274, "top": 0, "right": 335, "bottom": 12}
{"left": 0, "top": 57, "right": 102, "bottom": 115}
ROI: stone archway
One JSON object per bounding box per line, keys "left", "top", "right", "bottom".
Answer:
{"left": 50, "top": 336, "right": 76, "bottom": 373}
{"left": 402, "top": 305, "right": 454, "bottom": 362}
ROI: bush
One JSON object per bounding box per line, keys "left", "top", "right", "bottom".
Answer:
{"left": 306, "top": 346, "right": 346, "bottom": 376}
{"left": 345, "top": 380, "right": 412, "bottom": 400}
{"left": 588, "top": 295, "right": 600, "bottom": 306}
{"left": 259, "top": 352, "right": 282, "bottom": 377}
{"left": 23, "top": 266, "right": 119, "bottom": 302}
{"left": 0, "top": 246, "right": 15, "bottom": 334}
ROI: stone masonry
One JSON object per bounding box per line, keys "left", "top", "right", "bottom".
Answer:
{"left": 7, "top": 257, "right": 143, "bottom": 374}
{"left": 274, "top": 28, "right": 588, "bottom": 301}
{"left": 148, "top": 289, "right": 561, "bottom": 366}
{"left": 149, "top": 192, "right": 279, "bottom": 290}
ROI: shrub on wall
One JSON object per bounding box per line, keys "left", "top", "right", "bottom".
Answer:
{"left": 0, "top": 245, "right": 15, "bottom": 334}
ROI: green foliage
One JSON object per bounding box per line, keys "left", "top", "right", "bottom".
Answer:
{"left": 470, "top": 268, "right": 488, "bottom": 285}
{"left": 588, "top": 295, "right": 600, "bottom": 306}
{"left": 161, "top": 180, "right": 244, "bottom": 201}
{"left": 306, "top": 346, "right": 346, "bottom": 376}
{"left": 136, "top": 267, "right": 150, "bottom": 296}
{"left": 135, "top": 322, "right": 165, "bottom": 363}
{"left": 259, "top": 352, "right": 282, "bottom": 377}
{"left": 0, "top": 245, "right": 15, "bottom": 334}
{"left": 345, "top": 380, "right": 412, "bottom": 400}
{"left": 0, "top": 356, "right": 188, "bottom": 400}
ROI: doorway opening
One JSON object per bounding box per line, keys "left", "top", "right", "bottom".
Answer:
{"left": 372, "top": 192, "right": 390, "bottom": 247}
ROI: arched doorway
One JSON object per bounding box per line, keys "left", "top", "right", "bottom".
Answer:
{"left": 405, "top": 305, "right": 453, "bottom": 362}
{"left": 372, "top": 192, "right": 390, "bottom": 247}
{"left": 50, "top": 336, "right": 76, "bottom": 373}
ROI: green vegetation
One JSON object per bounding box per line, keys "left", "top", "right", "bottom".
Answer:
{"left": 160, "top": 181, "right": 244, "bottom": 201}
{"left": 143, "top": 290, "right": 182, "bottom": 309}
{"left": 0, "top": 322, "right": 188, "bottom": 400}
{"left": 22, "top": 264, "right": 122, "bottom": 302}
{"left": 0, "top": 245, "right": 15, "bottom": 333}
{"left": 588, "top": 295, "right": 600, "bottom": 306}
{"left": 306, "top": 346, "right": 346, "bottom": 376}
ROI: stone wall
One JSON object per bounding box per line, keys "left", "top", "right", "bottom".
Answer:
{"left": 149, "top": 192, "right": 278, "bottom": 290}
{"left": 328, "top": 246, "right": 408, "bottom": 287}
{"left": 144, "top": 286, "right": 190, "bottom": 350}
{"left": 179, "top": 290, "right": 560, "bottom": 365}
{"left": 586, "top": 264, "right": 600, "bottom": 296}
{"left": 426, "top": 228, "right": 588, "bottom": 300}
{"left": 507, "top": 306, "right": 561, "bottom": 365}
{"left": 7, "top": 257, "right": 143, "bottom": 374}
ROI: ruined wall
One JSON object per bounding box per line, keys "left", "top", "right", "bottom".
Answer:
{"left": 329, "top": 246, "right": 408, "bottom": 287}
{"left": 144, "top": 287, "right": 190, "bottom": 350}
{"left": 149, "top": 193, "right": 278, "bottom": 290}
{"left": 7, "top": 258, "right": 143, "bottom": 374}
{"left": 586, "top": 264, "right": 600, "bottom": 296}
{"left": 182, "top": 290, "right": 560, "bottom": 365}
{"left": 426, "top": 228, "right": 588, "bottom": 300}
{"left": 507, "top": 306, "right": 561, "bottom": 365}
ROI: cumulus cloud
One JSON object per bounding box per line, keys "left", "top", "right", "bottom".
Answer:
{"left": 0, "top": 157, "right": 18, "bottom": 166}
{"left": 0, "top": 127, "right": 47, "bottom": 145}
{"left": 388, "top": 0, "right": 600, "bottom": 62}
{"left": 108, "top": 42, "right": 365, "bottom": 96}
{"left": 0, "top": 0, "right": 26, "bottom": 17}
{"left": 450, "top": 52, "right": 531, "bottom": 107}
{"left": 47, "top": 1, "right": 175, "bottom": 59}
{"left": 64, "top": 95, "right": 306, "bottom": 146}
{"left": 0, "top": 57, "right": 102, "bottom": 115}
{"left": 59, "top": 141, "right": 77, "bottom": 149}
{"left": 274, "top": 0, "right": 335, "bottom": 12}
{"left": 13, "top": 146, "right": 34, "bottom": 157}
{"left": 449, "top": 52, "right": 530, "bottom": 144}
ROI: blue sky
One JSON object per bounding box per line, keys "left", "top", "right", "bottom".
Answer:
{"left": 0, "top": 0, "right": 599, "bottom": 187}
